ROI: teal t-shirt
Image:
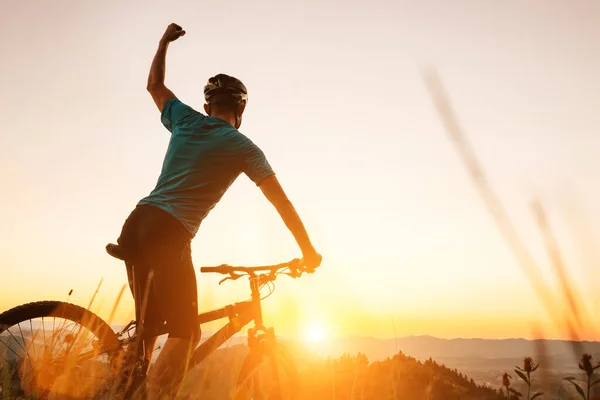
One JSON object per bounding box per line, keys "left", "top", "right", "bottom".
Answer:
{"left": 138, "top": 98, "right": 275, "bottom": 237}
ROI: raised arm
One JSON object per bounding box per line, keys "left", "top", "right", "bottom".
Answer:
{"left": 259, "top": 175, "right": 322, "bottom": 271}
{"left": 147, "top": 23, "right": 186, "bottom": 112}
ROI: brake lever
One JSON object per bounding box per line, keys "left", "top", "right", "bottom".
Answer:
{"left": 285, "top": 268, "right": 303, "bottom": 278}
{"left": 286, "top": 258, "right": 302, "bottom": 278}
{"left": 218, "top": 272, "right": 244, "bottom": 285}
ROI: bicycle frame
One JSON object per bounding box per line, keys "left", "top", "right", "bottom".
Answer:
{"left": 189, "top": 298, "right": 255, "bottom": 366}
{"left": 122, "top": 270, "right": 268, "bottom": 369}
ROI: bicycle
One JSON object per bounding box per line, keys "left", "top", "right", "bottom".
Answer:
{"left": 0, "top": 241, "right": 315, "bottom": 399}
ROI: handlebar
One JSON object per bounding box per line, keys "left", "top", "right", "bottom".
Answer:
{"left": 200, "top": 259, "right": 313, "bottom": 284}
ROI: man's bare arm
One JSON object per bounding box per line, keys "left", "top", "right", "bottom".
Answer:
{"left": 259, "top": 175, "right": 321, "bottom": 268}
{"left": 147, "top": 23, "right": 185, "bottom": 112}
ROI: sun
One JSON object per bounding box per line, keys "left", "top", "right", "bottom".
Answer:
{"left": 303, "top": 322, "right": 328, "bottom": 343}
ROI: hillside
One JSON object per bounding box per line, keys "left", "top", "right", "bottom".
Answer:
{"left": 2, "top": 329, "right": 597, "bottom": 399}
{"left": 177, "top": 344, "right": 505, "bottom": 400}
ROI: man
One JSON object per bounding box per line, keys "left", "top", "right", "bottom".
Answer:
{"left": 115, "top": 23, "right": 322, "bottom": 398}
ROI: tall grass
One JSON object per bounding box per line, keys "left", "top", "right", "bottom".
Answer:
{"left": 422, "top": 68, "right": 599, "bottom": 398}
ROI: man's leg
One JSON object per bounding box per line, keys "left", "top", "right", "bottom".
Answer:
{"left": 145, "top": 242, "right": 200, "bottom": 399}
{"left": 117, "top": 208, "right": 161, "bottom": 366}
{"left": 146, "top": 337, "right": 197, "bottom": 398}
{"left": 115, "top": 205, "right": 199, "bottom": 397}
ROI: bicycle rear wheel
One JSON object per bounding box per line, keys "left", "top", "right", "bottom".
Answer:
{"left": 0, "top": 301, "right": 124, "bottom": 399}
{"left": 234, "top": 336, "right": 299, "bottom": 400}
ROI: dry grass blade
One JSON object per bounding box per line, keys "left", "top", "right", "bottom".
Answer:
{"left": 531, "top": 200, "right": 591, "bottom": 358}
{"left": 420, "top": 68, "right": 559, "bottom": 321}
{"left": 559, "top": 193, "right": 600, "bottom": 334}
{"left": 140, "top": 271, "right": 154, "bottom": 324}
{"left": 87, "top": 278, "right": 104, "bottom": 311}
{"left": 532, "top": 200, "right": 584, "bottom": 329}
{"left": 107, "top": 284, "right": 127, "bottom": 326}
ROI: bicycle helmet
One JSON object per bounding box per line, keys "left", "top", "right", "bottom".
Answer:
{"left": 204, "top": 73, "right": 248, "bottom": 104}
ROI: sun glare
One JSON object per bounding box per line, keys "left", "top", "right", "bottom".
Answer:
{"left": 304, "top": 323, "right": 328, "bottom": 343}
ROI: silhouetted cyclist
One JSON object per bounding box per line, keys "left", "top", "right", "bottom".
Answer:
{"left": 114, "top": 22, "right": 322, "bottom": 399}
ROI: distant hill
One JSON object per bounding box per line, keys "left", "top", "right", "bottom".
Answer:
{"left": 130, "top": 329, "right": 600, "bottom": 364}
{"left": 325, "top": 335, "right": 600, "bottom": 362}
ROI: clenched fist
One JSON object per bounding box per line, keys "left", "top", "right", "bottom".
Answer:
{"left": 160, "top": 23, "right": 186, "bottom": 44}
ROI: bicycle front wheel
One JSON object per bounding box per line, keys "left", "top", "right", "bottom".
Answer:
{"left": 0, "top": 301, "right": 124, "bottom": 399}
{"left": 234, "top": 337, "right": 300, "bottom": 400}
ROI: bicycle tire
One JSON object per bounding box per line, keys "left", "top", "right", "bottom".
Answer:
{"left": 234, "top": 339, "right": 300, "bottom": 400}
{"left": 0, "top": 301, "right": 124, "bottom": 399}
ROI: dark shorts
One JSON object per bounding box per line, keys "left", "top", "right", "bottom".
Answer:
{"left": 117, "top": 204, "right": 199, "bottom": 341}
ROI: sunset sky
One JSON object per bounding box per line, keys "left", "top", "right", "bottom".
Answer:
{"left": 1, "top": 0, "right": 599, "bottom": 343}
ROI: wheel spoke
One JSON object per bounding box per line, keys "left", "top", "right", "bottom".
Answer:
{"left": 49, "top": 317, "right": 56, "bottom": 356}
{"left": 50, "top": 317, "right": 69, "bottom": 357}
{"left": 16, "top": 323, "right": 34, "bottom": 365}
{"left": 0, "top": 341, "right": 38, "bottom": 394}
{"left": 0, "top": 338, "right": 24, "bottom": 361}
{"left": 0, "top": 352, "right": 17, "bottom": 367}
{"left": 0, "top": 357, "right": 21, "bottom": 388}
{"left": 41, "top": 317, "right": 47, "bottom": 348}
{"left": 67, "top": 327, "right": 95, "bottom": 360}
{"left": 55, "top": 321, "right": 80, "bottom": 357}
{"left": 29, "top": 319, "right": 37, "bottom": 361}
{"left": 3, "top": 328, "right": 32, "bottom": 366}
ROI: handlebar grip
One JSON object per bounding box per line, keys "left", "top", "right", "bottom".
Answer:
{"left": 200, "top": 265, "right": 229, "bottom": 274}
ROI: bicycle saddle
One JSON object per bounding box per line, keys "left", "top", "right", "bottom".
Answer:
{"left": 106, "top": 243, "right": 128, "bottom": 261}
